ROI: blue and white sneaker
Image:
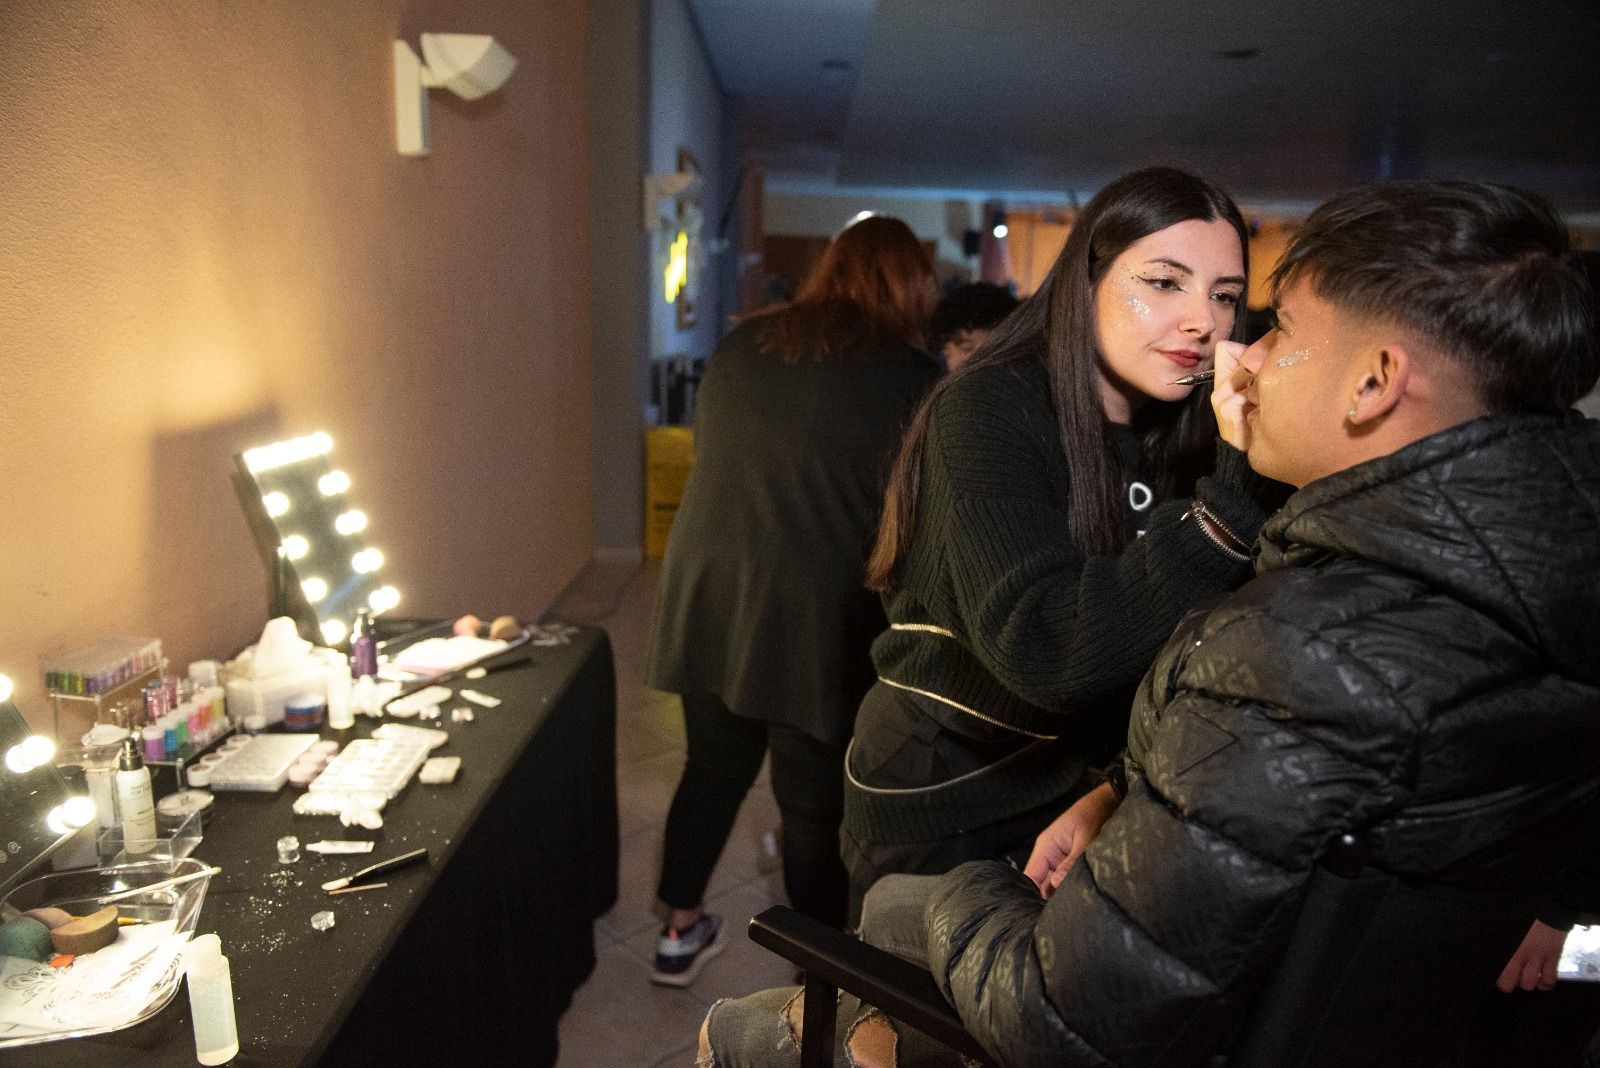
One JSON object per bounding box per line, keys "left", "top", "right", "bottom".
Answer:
{"left": 651, "top": 913, "right": 726, "bottom": 987}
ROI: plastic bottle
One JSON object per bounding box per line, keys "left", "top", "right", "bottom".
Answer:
{"left": 115, "top": 738, "right": 158, "bottom": 854}
{"left": 186, "top": 933, "right": 239, "bottom": 1065}
{"left": 351, "top": 610, "right": 378, "bottom": 679}
{"left": 326, "top": 655, "right": 354, "bottom": 730}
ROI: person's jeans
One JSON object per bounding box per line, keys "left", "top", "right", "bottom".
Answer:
{"left": 699, "top": 874, "right": 961, "bottom": 1068}
{"left": 658, "top": 691, "right": 850, "bottom": 927}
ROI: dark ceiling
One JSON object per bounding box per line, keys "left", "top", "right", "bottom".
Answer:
{"left": 689, "top": 0, "right": 1600, "bottom": 213}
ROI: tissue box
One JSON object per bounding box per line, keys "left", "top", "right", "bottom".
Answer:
{"left": 225, "top": 658, "right": 330, "bottom": 728}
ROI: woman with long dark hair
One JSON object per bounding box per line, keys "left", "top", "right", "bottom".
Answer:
{"left": 841, "top": 167, "right": 1286, "bottom": 917}
{"left": 647, "top": 215, "right": 941, "bottom": 985}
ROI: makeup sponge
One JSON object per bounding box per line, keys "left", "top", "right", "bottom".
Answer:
{"left": 50, "top": 906, "right": 120, "bottom": 956}
{"left": 489, "top": 615, "right": 521, "bottom": 641}
{"left": 0, "top": 916, "right": 54, "bottom": 961}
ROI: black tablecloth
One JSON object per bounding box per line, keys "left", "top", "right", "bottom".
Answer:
{"left": 4, "top": 627, "right": 618, "bottom": 1067}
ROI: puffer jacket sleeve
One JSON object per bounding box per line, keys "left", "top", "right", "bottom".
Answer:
{"left": 926, "top": 632, "right": 1417, "bottom": 1066}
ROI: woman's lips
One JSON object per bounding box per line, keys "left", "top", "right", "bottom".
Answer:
{"left": 1159, "top": 349, "right": 1202, "bottom": 368}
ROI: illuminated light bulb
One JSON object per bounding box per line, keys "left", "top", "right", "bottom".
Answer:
{"left": 47, "top": 806, "right": 71, "bottom": 836}
{"left": 262, "top": 491, "right": 290, "bottom": 518}
{"left": 0, "top": 673, "right": 11, "bottom": 703}
{"left": 5, "top": 734, "right": 55, "bottom": 774}
{"left": 352, "top": 548, "right": 385, "bottom": 574}
{"left": 243, "top": 431, "right": 336, "bottom": 473}
{"left": 319, "top": 470, "right": 352, "bottom": 496}
{"left": 282, "top": 534, "right": 310, "bottom": 561}
{"left": 302, "top": 577, "right": 329, "bottom": 603}
{"left": 992, "top": 223, "right": 1008, "bottom": 239}
{"left": 321, "top": 618, "right": 349, "bottom": 645}
{"left": 369, "top": 585, "right": 402, "bottom": 613}
{"left": 20, "top": 735, "right": 54, "bottom": 768}
{"left": 62, "top": 795, "right": 97, "bottom": 828}
{"left": 334, "top": 509, "right": 369, "bottom": 536}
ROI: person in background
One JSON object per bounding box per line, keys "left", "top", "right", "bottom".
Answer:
{"left": 646, "top": 216, "right": 941, "bottom": 986}
{"left": 698, "top": 177, "right": 1600, "bottom": 1068}
{"left": 928, "top": 282, "right": 1019, "bottom": 371}
{"left": 840, "top": 167, "right": 1287, "bottom": 922}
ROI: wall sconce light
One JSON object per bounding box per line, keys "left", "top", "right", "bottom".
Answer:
{"left": 642, "top": 170, "right": 703, "bottom": 232}
{"left": 393, "top": 33, "right": 519, "bottom": 157}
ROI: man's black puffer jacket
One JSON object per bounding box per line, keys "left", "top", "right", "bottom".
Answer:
{"left": 923, "top": 411, "right": 1600, "bottom": 1068}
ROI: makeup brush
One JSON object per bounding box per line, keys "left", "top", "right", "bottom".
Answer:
{"left": 1169, "top": 369, "right": 1216, "bottom": 386}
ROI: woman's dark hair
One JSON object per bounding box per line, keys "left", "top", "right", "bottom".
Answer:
{"left": 1270, "top": 181, "right": 1599, "bottom": 413}
{"left": 757, "top": 215, "right": 936, "bottom": 361}
{"left": 866, "top": 167, "right": 1248, "bottom": 589}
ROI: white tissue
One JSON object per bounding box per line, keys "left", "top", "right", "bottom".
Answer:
{"left": 243, "top": 616, "right": 315, "bottom": 678}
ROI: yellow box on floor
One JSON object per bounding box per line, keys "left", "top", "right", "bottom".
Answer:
{"left": 645, "top": 427, "right": 695, "bottom": 558}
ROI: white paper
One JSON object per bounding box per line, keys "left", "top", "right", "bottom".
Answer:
{"left": 0, "top": 921, "right": 187, "bottom": 1039}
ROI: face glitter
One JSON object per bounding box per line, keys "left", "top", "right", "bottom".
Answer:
{"left": 1274, "top": 345, "right": 1318, "bottom": 369}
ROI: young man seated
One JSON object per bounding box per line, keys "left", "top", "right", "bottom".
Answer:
{"left": 698, "top": 179, "right": 1600, "bottom": 1068}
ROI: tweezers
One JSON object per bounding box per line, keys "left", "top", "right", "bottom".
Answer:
{"left": 321, "top": 847, "right": 428, "bottom": 892}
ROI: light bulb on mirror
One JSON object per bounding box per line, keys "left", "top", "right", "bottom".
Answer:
{"left": 321, "top": 618, "right": 349, "bottom": 645}
{"left": 368, "top": 585, "right": 401, "bottom": 613}
{"left": 282, "top": 534, "right": 310, "bottom": 561}
{"left": 262, "top": 492, "right": 290, "bottom": 518}
{"left": 5, "top": 734, "right": 55, "bottom": 774}
{"left": 352, "top": 548, "right": 384, "bottom": 574}
{"left": 319, "top": 470, "right": 352, "bottom": 496}
{"left": 302, "top": 577, "right": 329, "bottom": 603}
{"left": 335, "top": 510, "right": 369, "bottom": 536}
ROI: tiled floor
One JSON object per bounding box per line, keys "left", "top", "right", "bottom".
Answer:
{"left": 550, "top": 559, "right": 799, "bottom": 1068}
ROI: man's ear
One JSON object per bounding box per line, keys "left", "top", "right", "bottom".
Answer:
{"left": 1348, "top": 343, "right": 1410, "bottom": 426}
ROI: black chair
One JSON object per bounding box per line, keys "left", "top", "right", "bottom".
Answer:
{"left": 748, "top": 835, "right": 1543, "bottom": 1068}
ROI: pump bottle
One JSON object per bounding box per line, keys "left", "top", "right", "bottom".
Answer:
{"left": 115, "top": 738, "right": 157, "bottom": 854}
{"left": 351, "top": 609, "right": 378, "bottom": 679}
{"left": 186, "top": 933, "right": 240, "bottom": 1064}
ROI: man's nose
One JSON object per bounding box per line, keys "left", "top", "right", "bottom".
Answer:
{"left": 1239, "top": 337, "right": 1268, "bottom": 373}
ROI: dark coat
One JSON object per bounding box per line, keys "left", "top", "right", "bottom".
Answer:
{"left": 925, "top": 411, "right": 1600, "bottom": 1068}
{"left": 647, "top": 316, "right": 939, "bottom": 745}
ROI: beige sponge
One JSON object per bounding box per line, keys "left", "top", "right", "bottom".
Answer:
{"left": 50, "top": 906, "right": 120, "bottom": 956}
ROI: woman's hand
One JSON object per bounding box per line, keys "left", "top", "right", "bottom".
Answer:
{"left": 1210, "top": 339, "right": 1254, "bottom": 452}
{"left": 1023, "top": 781, "right": 1120, "bottom": 900}
{"left": 1495, "top": 920, "right": 1568, "bottom": 992}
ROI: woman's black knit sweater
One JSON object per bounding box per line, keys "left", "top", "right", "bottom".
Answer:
{"left": 869, "top": 355, "right": 1280, "bottom": 742}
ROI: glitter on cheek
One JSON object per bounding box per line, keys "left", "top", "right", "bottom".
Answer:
{"left": 1273, "top": 343, "right": 1320, "bottom": 369}
{"left": 1125, "top": 294, "right": 1152, "bottom": 318}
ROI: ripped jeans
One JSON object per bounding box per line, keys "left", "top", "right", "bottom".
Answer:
{"left": 699, "top": 874, "right": 978, "bottom": 1068}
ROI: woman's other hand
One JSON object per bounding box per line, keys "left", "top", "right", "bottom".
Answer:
{"left": 1023, "top": 781, "right": 1120, "bottom": 899}
{"left": 1210, "top": 339, "right": 1253, "bottom": 452}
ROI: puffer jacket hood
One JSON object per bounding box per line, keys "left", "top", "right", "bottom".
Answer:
{"left": 1257, "top": 411, "right": 1600, "bottom": 682}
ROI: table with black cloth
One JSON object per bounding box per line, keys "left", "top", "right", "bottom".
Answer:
{"left": 3, "top": 626, "right": 618, "bottom": 1068}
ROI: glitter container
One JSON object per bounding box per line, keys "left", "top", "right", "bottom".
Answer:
{"left": 277, "top": 835, "right": 301, "bottom": 863}
{"left": 310, "top": 910, "right": 336, "bottom": 932}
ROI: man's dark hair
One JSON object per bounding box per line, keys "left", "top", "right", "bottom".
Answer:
{"left": 928, "top": 283, "right": 1019, "bottom": 352}
{"left": 1270, "top": 181, "right": 1599, "bottom": 413}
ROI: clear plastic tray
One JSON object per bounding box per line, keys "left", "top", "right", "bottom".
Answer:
{"left": 0, "top": 857, "right": 213, "bottom": 1048}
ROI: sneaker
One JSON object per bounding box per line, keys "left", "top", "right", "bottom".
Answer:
{"left": 651, "top": 913, "right": 726, "bottom": 987}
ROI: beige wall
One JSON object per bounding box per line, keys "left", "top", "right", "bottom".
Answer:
{"left": 0, "top": 1, "right": 595, "bottom": 734}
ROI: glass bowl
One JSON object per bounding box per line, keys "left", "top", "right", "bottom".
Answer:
{"left": 0, "top": 857, "right": 213, "bottom": 1048}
